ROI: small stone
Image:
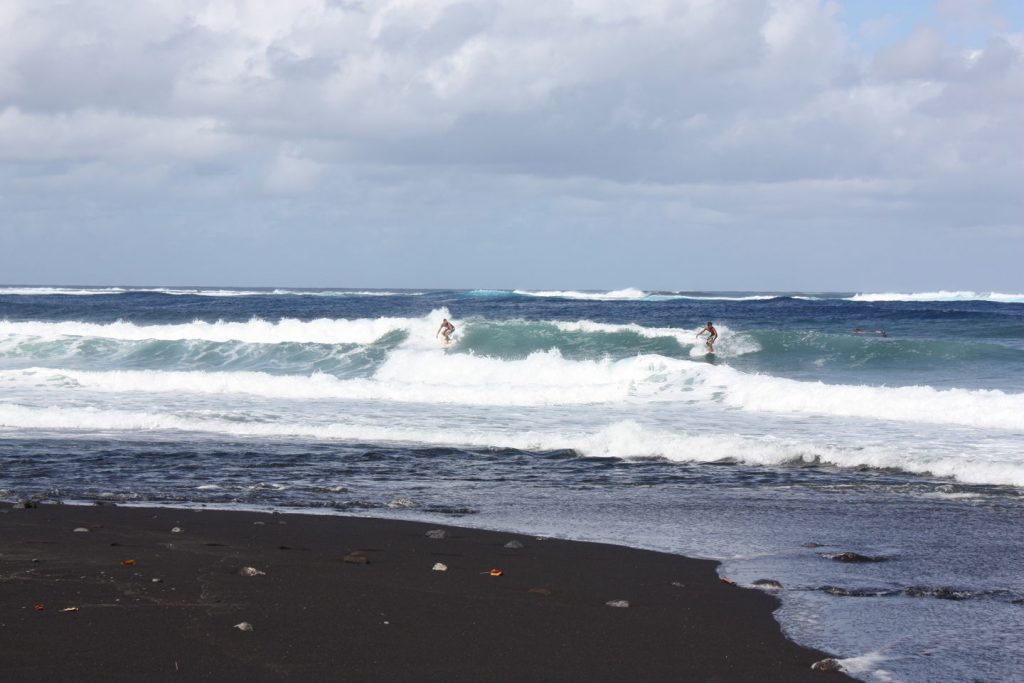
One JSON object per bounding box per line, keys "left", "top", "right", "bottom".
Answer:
{"left": 151, "top": 578, "right": 163, "bottom": 583}
{"left": 171, "top": 527, "right": 183, "bottom": 533}
{"left": 253, "top": 521, "right": 265, "bottom": 526}
{"left": 234, "top": 622, "right": 254, "bottom": 632}
{"left": 671, "top": 581, "right": 686, "bottom": 589}
{"left": 239, "top": 566, "right": 266, "bottom": 577}
{"left": 824, "top": 551, "right": 885, "bottom": 563}
{"left": 13, "top": 500, "right": 37, "bottom": 509}
{"left": 753, "top": 579, "right": 783, "bottom": 590}
{"left": 343, "top": 553, "right": 369, "bottom": 565}
{"left": 721, "top": 577, "right": 737, "bottom": 586}
{"left": 810, "top": 658, "right": 843, "bottom": 672}
{"left": 426, "top": 529, "right": 448, "bottom": 539}
{"left": 605, "top": 600, "right": 630, "bottom": 608}
{"left": 504, "top": 540, "right": 524, "bottom": 549}
{"left": 73, "top": 527, "right": 90, "bottom": 533}
{"left": 432, "top": 563, "right": 448, "bottom": 572}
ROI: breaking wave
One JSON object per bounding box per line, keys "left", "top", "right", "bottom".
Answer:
{"left": 1, "top": 406, "right": 1021, "bottom": 487}
{"left": 848, "top": 291, "right": 1024, "bottom": 304}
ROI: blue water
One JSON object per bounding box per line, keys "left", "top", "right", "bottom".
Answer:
{"left": 1, "top": 286, "right": 1022, "bottom": 682}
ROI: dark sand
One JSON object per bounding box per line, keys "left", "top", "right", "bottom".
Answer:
{"left": 1, "top": 503, "right": 851, "bottom": 681}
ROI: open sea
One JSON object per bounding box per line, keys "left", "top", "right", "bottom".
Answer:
{"left": 1, "top": 285, "right": 1022, "bottom": 682}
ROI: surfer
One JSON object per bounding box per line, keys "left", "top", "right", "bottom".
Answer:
{"left": 436, "top": 318, "right": 455, "bottom": 344}
{"left": 697, "top": 321, "right": 718, "bottom": 353}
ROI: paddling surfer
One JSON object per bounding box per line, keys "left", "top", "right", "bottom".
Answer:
{"left": 697, "top": 321, "right": 718, "bottom": 353}
{"left": 436, "top": 318, "right": 455, "bottom": 344}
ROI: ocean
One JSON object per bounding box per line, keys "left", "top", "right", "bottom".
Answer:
{"left": 1, "top": 286, "right": 1021, "bottom": 682}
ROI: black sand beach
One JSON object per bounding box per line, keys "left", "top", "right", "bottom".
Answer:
{"left": 1, "top": 503, "right": 850, "bottom": 681}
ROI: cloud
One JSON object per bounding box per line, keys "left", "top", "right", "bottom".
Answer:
{"left": 0, "top": 0, "right": 1020, "bottom": 289}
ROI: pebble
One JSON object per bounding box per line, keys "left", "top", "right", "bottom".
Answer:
{"left": 151, "top": 578, "right": 163, "bottom": 583}
{"left": 73, "top": 527, "right": 90, "bottom": 533}
{"left": 234, "top": 622, "right": 254, "bottom": 632}
{"left": 504, "top": 540, "right": 524, "bottom": 549}
{"left": 426, "top": 529, "right": 448, "bottom": 539}
{"left": 343, "top": 553, "right": 369, "bottom": 565}
{"left": 605, "top": 600, "right": 630, "bottom": 608}
{"left": 753, "top": 579, "right": 783, "bottom": 590}
{"left": 239, "top": 566, "right": 266, "bottom": 577}
{"left": 171, "top": 527, "right": 183, "bottom": 533}
{"left": 432, "top": 563, "right": 448, "bottom": 572}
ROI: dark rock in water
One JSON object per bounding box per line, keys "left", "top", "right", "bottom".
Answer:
{"left": 753, "top": 579, "right": 783, "bottom": 590}
{"left": 426, "top": 529, "right": 449, "bottom": 539}
{"left": 810, "top": 658, "right": 843, "bottom": 672}
{"left": 93, "top": 501, "right": 117, "bottom": 507}
{"left": 803, "top": 542, "right": 825, "bottom": 548}
{"left": 343, "top": 553, "right": 369, "bottom": 565}
{"left": 818, "top": 585, "right": 901, "bottom": 598}
{"left": 905, "top": 586, "right": 970, "bottom": 601}
{"left": 823, "top": 551, "right": 885, "bottom": 563}
{"left": 504, "top": 540, "right": 524, "bottom": 549}
{"left": 424, "top": 505, "right": 478, "bottom": 516}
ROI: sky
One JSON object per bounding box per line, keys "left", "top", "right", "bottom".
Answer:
{"left": 0, "top": 0, "right": 1021, "bottom": 292}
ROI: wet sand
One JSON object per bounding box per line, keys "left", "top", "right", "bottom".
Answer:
{"left": 0, "top": 503, "right": 851, "bottom": 681}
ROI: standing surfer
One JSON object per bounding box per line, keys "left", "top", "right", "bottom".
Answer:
{"left": 436, "top": 318, "right": 456, "bottom": 344}
{"left": 697, "top": 321, "right": 718, "bottom": 353}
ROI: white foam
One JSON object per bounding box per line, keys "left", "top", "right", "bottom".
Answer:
{"left": 5, "top": 339, "right": 1022, "bottom": 430}
{"left": 0, "top": 350, "right": 663, "bottom": 406}
{"left": 0, "top": 286, "right": 421, "bottom": 297}
{"left": 848, "top": 291, "right": 1024, "bottom": 304}
{"left": 668, "top": 293, "right": 782, "bottom": 301}
{"left": 0, "top": 310, "right": 449, "bottom": 345}
{"left": 513, "top": 288, "right": 648, "bottom": 300}
{"left": 2, "top": 405, "right": 1021, "bottom": 487}
{"left": 0, "top": 287, "right": 130, "bottom": 296}
{"left": 716, "top": 369, "right": 1024, "bottom": 430}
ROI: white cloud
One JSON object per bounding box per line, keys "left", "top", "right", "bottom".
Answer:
{"left": 0, "top": 0, "right": 1020, "bottom": 288}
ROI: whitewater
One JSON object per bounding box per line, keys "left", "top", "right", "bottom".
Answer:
{"left": 1, "top": 286, "right": 1022, "bottom": 683}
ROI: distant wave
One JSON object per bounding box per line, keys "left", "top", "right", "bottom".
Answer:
{"left": 512, "top": 288, "right": 649, "bottom": 300}
{"left": 476, "top": 289, "right": 810, "bottom": 302}
{"left": 0, "top": 286, "right": 421, "bottom": 297}
{"left": 0, "top": 311, "right": 447, "bottom": 345}
{"left": 848, "top": 291, "right": 1024, "bottom": 304}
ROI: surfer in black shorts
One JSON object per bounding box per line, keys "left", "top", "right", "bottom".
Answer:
{"left": 697, "top": 321, "right": 718, "bottom": 352}
{"left": 436, "top": 318, "right": 455, "bottom": 344}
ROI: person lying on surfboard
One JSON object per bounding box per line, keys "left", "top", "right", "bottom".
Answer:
{"left": 697, "top": 321, "right": 718, "bottom": 353}
{"left": 436, "top": 318, "right": 456, "bottom": 344}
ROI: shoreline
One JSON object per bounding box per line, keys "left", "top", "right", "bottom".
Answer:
{"left": 0, "top": 502, "right": 852, "bottom": 681}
